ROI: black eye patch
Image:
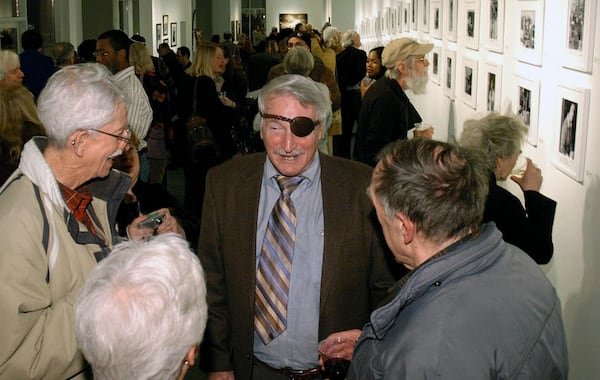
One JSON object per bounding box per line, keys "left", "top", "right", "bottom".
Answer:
{"left": 260, "top": 112, "right": 320, "bottom": 137}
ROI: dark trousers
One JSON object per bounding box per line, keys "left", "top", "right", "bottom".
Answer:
{"left": 332, "top": 90, "right": 361, "bottom": 159}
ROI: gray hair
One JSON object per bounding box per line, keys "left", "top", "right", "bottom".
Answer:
{"left": 36, "top": 63, "right": 125, "bottom": 148}
{"left": 459, "top": 113, "right": 528, "bottom": 171}
{"left": 384, "top": 56, "right": 415, "bottom": 80}
{"left": 75, "top": 233, "right": 208, "bottom": 380}
{"left": 53, "top": 42, "right": 75, "bottom": 66}
{"left": 341, "top": 30, "right": 359, "bottom": 48}
{"left": 283, "top": 47, "right": 314, "bottom": 76}
{"left": 322, "top": 26, "right": 341, "bottom": 51}
{"left": 258, "top": 74, "right": 330, "bottom": 130}
{"left": 0, "top": 50, "right": 20, "bottom": 81}
{"left": 373, "top": 139, "right": 489, "bottom": 244}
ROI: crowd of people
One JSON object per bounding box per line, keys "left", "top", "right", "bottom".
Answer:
{"left": 0, "top": 21, "right": 567, "bottom": 380}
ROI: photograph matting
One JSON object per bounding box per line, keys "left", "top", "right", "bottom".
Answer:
{"left": 463, "top": 0, "right": 481, "bottom": 50}
{"left": 562, "top": 0, "right": 597, "bottom": 72}
{"left": 515, "top": 0, "right": 545, "bottom": 66}
{"left": 485, "top": 0, "right": 505, "bottom": 52}
{"left": 514, "top": 75, "right": 540, "bottom": 146}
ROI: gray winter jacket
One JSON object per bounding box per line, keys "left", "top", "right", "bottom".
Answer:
{"left": 348, "top": 223, "right": 568, "bottom": 379}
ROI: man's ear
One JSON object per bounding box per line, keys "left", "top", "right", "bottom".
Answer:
{"left": 396, "top": 212, "right": 415, "bottom": 244}
{"left": 69, "top": 130, "right": 88, "bottom": 157}
{"left": 397, "top": 60, "right": 409, "bottom": 76}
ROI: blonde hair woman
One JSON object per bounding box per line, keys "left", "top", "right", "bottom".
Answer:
{"left": 0, "top": 85, "right": 45, "bottom": 183}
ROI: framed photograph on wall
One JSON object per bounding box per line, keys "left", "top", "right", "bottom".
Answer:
{"left": 420, "top": 0, "right": 430, "bottom": 32}
{"left": 553, "top": 85, "right": 589, "bottom": 182}
{"left": 514, "top": 75, "right": 540, "bottom": 146}
{"left": 484, "top": 0, "right": 505, "bottom": 52}
{"left": 443, "top": 48, "right": 457, "bottom": 99}
{"left": 463, "top": 0, "right": 480, "bottom": 50}
{"left": 482, "top": 62, "right": 502, "bottom": 112}
{"left": 397, "top": 2, "right": 404, "bottom": 32}
{"left": 443, "top": 0, "right": 458, "bottom": 41}
{"left": 515, "top": 0, "right": 545, "bottom": 65}
{"left": 155, "top": 24, "right": 161, "bottom": 48}
{"left": 170, "top": 23, "right": 177, "bottom": 47}
{"left": 460, "top": 55, "right": 478, "bottom": 109}
{"left": 411, "top": 0, "right": 418, "bottom": 30}
{"left": 162, "top": 15, "right": 168, "bottom": 36}
{"left": 562, "top": 0, "right": 597, "bottom": 72}
{"left": 403, "top": 1, "right": 411, "bottom": 32}
{"left": 430, "top": 45, "right": 441, "bottom": 85}
{"left": 279, "top": 13, "right": 308, "bottom": 30}
{"left": 430, "top": 0, "right": 443, "bottom": 39}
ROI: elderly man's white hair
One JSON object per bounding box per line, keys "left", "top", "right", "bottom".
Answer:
{"left": 75, "top": 233, "right": 208, "bottom": 380}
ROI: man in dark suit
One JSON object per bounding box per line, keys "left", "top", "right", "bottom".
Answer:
{"left": 198, "top": 74, "right": 398, "bottom": 380}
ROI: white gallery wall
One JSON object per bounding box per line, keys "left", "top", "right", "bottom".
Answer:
{"left": 355, "top": 0, "right": 600, "bottom": 378}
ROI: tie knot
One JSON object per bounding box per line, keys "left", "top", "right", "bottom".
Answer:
{"left": 276, "top": 175, "right": 304, "bottom": 195}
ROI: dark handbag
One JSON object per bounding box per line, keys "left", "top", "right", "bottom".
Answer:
{"left": 186, "top": 78, "right": 219, "bottom": 162}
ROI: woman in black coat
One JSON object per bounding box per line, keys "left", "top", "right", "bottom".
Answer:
{"left": 459, "top": 113, "right": 556, "bottom": 264}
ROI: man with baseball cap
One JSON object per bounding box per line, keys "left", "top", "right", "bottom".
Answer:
{"left": 354, "top": 37, "right": 434, "bottom": 167}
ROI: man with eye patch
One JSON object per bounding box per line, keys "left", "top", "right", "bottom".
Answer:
{"left": 197, "top": 74, "right": 399, "bottom": 380}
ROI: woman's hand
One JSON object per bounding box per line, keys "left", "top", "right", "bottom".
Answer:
{"left": 511, "top": 157, "right": 542, "bottom": 192}
{"left": 220, "top": 95, "right": 236, "bottom": 109}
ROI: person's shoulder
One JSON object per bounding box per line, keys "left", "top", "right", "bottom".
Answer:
{"left": 321, "top": 154, "right": 373, "bottom": 178}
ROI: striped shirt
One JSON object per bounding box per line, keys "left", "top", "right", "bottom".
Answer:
{"left": 111, "top": 66, "right": 152, "bottom": 150}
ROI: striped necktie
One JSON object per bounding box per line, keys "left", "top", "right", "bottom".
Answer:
{"left": 255, "top": 175, "right": 304, "bottom": 344}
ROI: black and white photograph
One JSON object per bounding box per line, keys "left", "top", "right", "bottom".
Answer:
{"left": 520, "top": 11, "right": 535, "bottom": 49}
{"left": 485, "top": 0, "right": 504, "bottom": 52}
{"left": 460, "top": 56, "right": 478, "bottom": 109}
{"left": 515, "top": 0, "right": 545, "bottom": 65}
{"left": 444, "top": 0, "right": 458, "bottom": 41}
{"left": 155, "top": 24, "right": 161, "bottom": 48}
{"left": 420, "top": 0, "right": 429, "bottom": 32}
{"left": 562, "top": 0, "right": 597, "bottom": 72}
{"left": 430, "top": 45, "right": 441, "bottom": 85}
{"left": 162, "top": 15, "right": 168, "bottom": 36}
{"left": 463, "top": 0, "right": 480, "bottom": 50}
{"left": 559, "top": 99, "right": 577, "bottom": 159}
{"left": 443, "top": 49, "right": 456, "bottom": 99}
{"left": 482, "top": 62, "right": 502, "bottom": 113}
{"left": 430, "top": 0, "right": 442, "bottom": 39}
{"left": 403, "top": 1, "right": 410, "bottom": 32}
{"left": 170, "top": 23, "right": 177, "bottom": 47}
{"left": 514, "top": 75, "right": 540, "bottom": 145}
{"left": 411, "top": 0, "right": 418, "bottom": 30}
{"left": 553, "top": 85, "right": 590, "bottom": 182}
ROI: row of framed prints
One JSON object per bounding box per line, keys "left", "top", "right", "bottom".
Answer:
{"left": 359, "top": 0, "right": 596, "bottom": 72}
{"left": 429, "top": 47, "right": 588, "bottom": 182}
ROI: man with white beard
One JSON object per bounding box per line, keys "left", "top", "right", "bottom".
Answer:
{"left": 354, "top": 38, "right": 434, "bottom": 167}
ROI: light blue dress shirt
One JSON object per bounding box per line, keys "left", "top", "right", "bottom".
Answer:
{"left": 253, "top": 153, "right": 325, "bottom": 370}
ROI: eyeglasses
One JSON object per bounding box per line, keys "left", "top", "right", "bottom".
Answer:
{"left": 260, "top": 112, "right": 319, "bottom": 137}
{"left": 88, "top": 128, "right": 132, "bottom": 145}
{"left": 93, "top": 49, "right": 110, "bottom": 57}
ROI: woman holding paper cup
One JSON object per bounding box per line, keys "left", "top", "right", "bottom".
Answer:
{"left": 459, "top": 113, "right": 556, "bottom": 264}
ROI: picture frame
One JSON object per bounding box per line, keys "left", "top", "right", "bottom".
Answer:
{"left": 411, "top": 0, "right": 418, "bottom": 30}
{"left": 463, "top": 0, "right": 480, "bottom": 50}
{"left": 552, "top": 85, "right": 590, "bottom": 182}
{"left": 420, "top": 0, "right": 430, "bottom": 32}
{"left": 162, "top": 15, "right": 168, "bottom": 36}
{"left": 460, "top": 55, "right": 478, "bottom": 109}
{"left": 484, "top": 0, "right": 505, "bottom": 52}
{"left": 430, "top": 45, "right": 441, "bottom": 85}
{"left": 443, "top": 0, "right": 458, "bottom": 42}
{"left": 482, "top": 62, "right": 502, "bottom": 112}
{"left": 170, "top": 23, "right": 177, "bottom": 47}
{"left": 155, "top": 24, "right": 162, "bottom": 48}
{"left": 430, "top": 0, "right": 443, "bottom": 39}
{"left": 514, "top": 75, "right": 540, "bottom": 146}
{"left": 163, "top": 38, "right": 168, "bottom": 44}
{"left": 515, "top": 0, "right": 545, "bottom": 66}
{"left": 403, "top": 1, "right": 411, "bottom": 32}
{"left": 443, "top": 48, "right": 457, "bottom": 99}
{"left": 279, "top": 13, "right": 308, "bottom": 30}
{"left": 562, "top": 0, "right": 597, "bottom": 72}
{"left": 397, "top": 2, "right": 404, "bottom": 32}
